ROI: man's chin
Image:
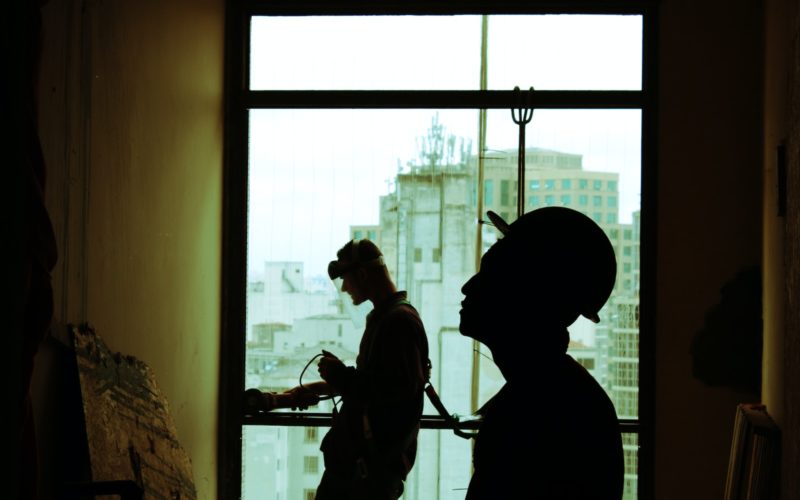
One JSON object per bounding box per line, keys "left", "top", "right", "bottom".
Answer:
{"left": 458, "top": 322, "right": 479, "bottom": 341}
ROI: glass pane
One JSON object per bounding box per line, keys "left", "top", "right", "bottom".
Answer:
{"left": 246, "top": 108, "right": 641, "bottom": 496}
{"left": 250, "top": 16, "right": 482, "bottom": 90}
{"left": 487, "top": 15, "right": 643, "bottom": 90}
{"left": 243, "top": 427, "right": 474, "bottom": 500}
{"left": 242, "top": 427, "right": 638, "bottom": 499}
{"left": 623, "top": 432, "right": 639, "bottom": 500}
{"left": 242, "top": 426, "right": 325, "bottom": 499}
{"left": 250, "top": 15, "right": 641, "bottom": 91}
{"left": 400, "top": 429, "right": 474, "bottom": 499}
{"left": 246, "top": 109, "right": 481, "bottom": 419}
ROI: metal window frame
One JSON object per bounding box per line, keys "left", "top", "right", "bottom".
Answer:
{"left": 221, "top": 2, "right": 658, "bottom": 499}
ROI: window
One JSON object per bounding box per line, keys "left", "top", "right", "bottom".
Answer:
{"left": 593, "top": 195, "right": 603, "bottom": 207}
{"left": 224, "top": 5, "right": 654, "bottom": 500}
{"left": 500, "top": 179, "right": 511, "bottom": 206}
{"left": 560, "top": 194, "right": 572, "bottom": 206}
{"left": 303, "top": 456, "right": 319, "bottom": 474}
{"left": 304, "top": 427, "right": 318, "bottom": 443}
{"left": 303, "top": 490, "right": 316, "bottom": 500}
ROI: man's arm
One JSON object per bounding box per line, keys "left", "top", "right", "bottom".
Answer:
{"left": 283, "top": 380, "right": 334, "bottom": 410}
{"left": 318, "top": 312, "right": 427, "bottom": 403}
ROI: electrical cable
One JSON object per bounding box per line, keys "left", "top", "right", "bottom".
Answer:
{"left": 299, "top": 352, "right": 335, "bottom": 401}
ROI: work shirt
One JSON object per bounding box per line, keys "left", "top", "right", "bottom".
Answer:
{"left": 321, "top": 291, "right": 429, "bottom": 479}
{"left": 466, "top": 354, "right": 624, "bottom": 499}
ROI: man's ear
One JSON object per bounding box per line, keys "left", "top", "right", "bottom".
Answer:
{"left": 354, "top": 267, "right": 369, "bottom": 284}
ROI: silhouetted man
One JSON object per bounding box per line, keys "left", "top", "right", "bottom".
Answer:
{"left": 460, "top": 207, "right": 624, "bottom": 499}
{"left": 287, "top": 239, "right": 429, "bottom": 500}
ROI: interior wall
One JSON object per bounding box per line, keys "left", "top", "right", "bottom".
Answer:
{"left": 34, "top": 0, "right": 224, "bottom": 498}
{"left": 761, "top": 0, "right": 800, "bottom": 499}
{"left": 657, "top": 1, "right": 763, "bottom": 499}
{"left": 762, "top": 0, "right": 788, "bottom": 437}
{"left": 778, "top": 1, "right": 800, "bottom": 498}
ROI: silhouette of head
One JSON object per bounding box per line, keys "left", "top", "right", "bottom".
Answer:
{"left": 328, "top": 239, "right": 388, "bottom": 305}
{"left": 459, "top": 207, "right": 616, "bottom": 352}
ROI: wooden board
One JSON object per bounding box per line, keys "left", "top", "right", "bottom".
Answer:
{"left": 71, "top": 324, "right": 197, "bottom": 499}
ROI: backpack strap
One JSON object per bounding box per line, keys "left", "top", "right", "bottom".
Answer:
{"left": 423, "top": 381, "right": 478, "bottom": 440}
{"left": 388, "top": 298, "right": 476, "bottom": 440}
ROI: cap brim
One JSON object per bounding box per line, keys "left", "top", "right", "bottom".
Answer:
{"left": 583, "top": 312, "right": 600, "bottom": 323}
{"left": 327, "top": 260, "right": 348, "bottom": 280}
{"left": 486, "top": 210, "right": 512, "bottom": 235}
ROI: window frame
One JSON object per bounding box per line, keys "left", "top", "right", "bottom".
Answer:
{"left": 221, "top": 2, "right": 658, "bottom": 499}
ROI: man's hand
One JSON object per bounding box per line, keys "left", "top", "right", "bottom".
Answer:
{"left": 318, "top": 350, "right": 346, "bottom": 387}
{"left": 285, "top": 386, "right": 320, "bottom": 411}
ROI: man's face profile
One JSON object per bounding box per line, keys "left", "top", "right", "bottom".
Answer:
{"left": 341, "top": 270, "right": 367, "bottom": 306}
{"left": 459, "top": 243, "right": 508, "bottom": 343}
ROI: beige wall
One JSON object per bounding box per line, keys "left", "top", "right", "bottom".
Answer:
{"left": 657, "top": 1, "right": 763, "bottom": 498}
{"left": 35, "top": 0, "right": 224, "bottom": 497}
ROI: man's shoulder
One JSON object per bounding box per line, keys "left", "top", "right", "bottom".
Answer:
{"left": 382, "top": 293, "right": 421, "bottom": 320}
{"left": 377, "top": 299, "right": 428, "bottom": 350}
{"left": 382, "top": 302, "right": 425, "bottom": 330}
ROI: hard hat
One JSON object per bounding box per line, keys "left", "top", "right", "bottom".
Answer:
{"left": 485, "top": 207, "right": 617, "bottom": 324}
